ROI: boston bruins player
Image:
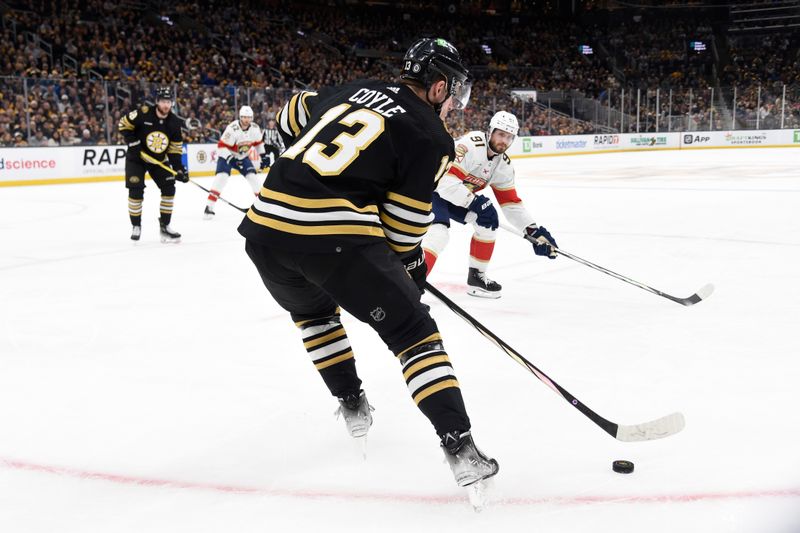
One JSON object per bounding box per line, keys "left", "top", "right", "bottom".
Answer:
{"left": 118, "top": 86, "right": 188, "bottom": 242}
{"left": 238, "top": 38, "right": 499, "bottom": 491}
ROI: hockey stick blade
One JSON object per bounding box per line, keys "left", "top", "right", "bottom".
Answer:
{"left": 670, "top": 283, "right": 715, "bottom": 307}
{"left": 425, "top": 282, "right": 686, "bottom": 442}
{"left": 615, "top": 412, "right": 686, "bottom": 442}
{"left": 498, "top": 223, "right": 713, "bottom": 307}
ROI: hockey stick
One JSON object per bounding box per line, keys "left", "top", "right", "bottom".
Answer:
{"left": 187, "top": 180, "right": 249, "bottom": 214}
{"left": 140, "top": 152, "right": 248, "bottom": 214}
{"left": 424, "top": 282, "right": 685, "bottom": 442}
{"left": 499, "top": 222, "right": 714, "bottom": 307}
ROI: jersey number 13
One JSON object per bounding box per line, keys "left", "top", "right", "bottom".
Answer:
{"left": 281, "top": 103, "right": 384, "bottom": 176}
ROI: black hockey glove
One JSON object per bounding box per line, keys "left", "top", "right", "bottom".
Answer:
{"left": 466, "top": 195, "right": 499, "bottom": 230}
{"left": 524, "top": 225, "right": 558, "bottom": 259}
{"left": 260, "top": 154, "right": 271, "bottom": 169}
{"left": 126, "top": 140, "right": 141, "bottom": 159}
{"left": 402, "top": 247, "right": 427, "bottom": 292}
{"left": 174, "top": 169, "right": 189, "bottom": 183}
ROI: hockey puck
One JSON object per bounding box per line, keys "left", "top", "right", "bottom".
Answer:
{"left": 612, "top": 460, "right": 634, "bottom": 474}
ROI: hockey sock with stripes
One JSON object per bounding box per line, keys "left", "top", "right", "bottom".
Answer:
{"left": 398, "top": 339, "right": 470, "bottom": 435}
{"left": 297, "top": 314, "right": 362, "bottom": 398}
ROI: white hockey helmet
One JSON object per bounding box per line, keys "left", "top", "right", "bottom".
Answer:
{"left": 489, "top": 111, "right": 519, "bottom": 136}
{"left": 239, "top": 105, "right": 254, "bottom": 119}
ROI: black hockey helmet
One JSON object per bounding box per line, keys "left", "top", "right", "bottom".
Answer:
{"left": 155, "top": 86, "right": 174, "bottom": 101}
{"left": 401, "top": 37, "right": 471, "bottom": 110}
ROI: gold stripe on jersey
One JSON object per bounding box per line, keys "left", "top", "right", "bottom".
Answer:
{"left": 287, "top": 93, "right": 301, "bottom": 136}
{"left": 379, "top": 211, "right": 429, "bottom": 236}
{"left": 167, "top": 141, "right": 182, "bottom": 154}
{"left": 381, "top": 202, "right": 434, "bottom": 225}
{"left": 382, "top": 234, "right": 425, "bottom": 253}
{"left": 118, "top": 116, "right": 134, "bottom": 131}
{"left": 275, "top": 106, "right": 286, "bottom": 135}
{"left": 246, "top": 210, "right": 385, "bottom": 238}
{"left": 386, "top": 191, "right": 431, "bottom": 212}
{"left": 300, "top": 91, "right": 317, "bottom": 116}
{"left": 386, "top": 241, "right": 418, "bottom": 254}
{"left": 259, "top": 188, "right": 379, "bottom": 214}
{"left": 379, "top": 200, "right": 432, "bottom": 253}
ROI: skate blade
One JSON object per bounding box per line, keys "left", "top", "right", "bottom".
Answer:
{"left": 466, "top": 288, "right": 502, "bottom": 299}
{"left": 351, "top": 434, "right": 368, "bottom": 461}
{"left": 160, "top": 237, "right": 181, "bottom": 244}
{"left": 466, "top": 477, "right": 495, "bottom": 512}
{"left": 203, "top": 213, "right": 214, "bottom": 220}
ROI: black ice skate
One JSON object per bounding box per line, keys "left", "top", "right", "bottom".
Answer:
{"left": 159, "top": 222, "right": 181, "bottom": 243}
{"left": 130, "top": 225, "right": 141, "bottom": 241}
{"left": 335, "top": 390, "right": 373, "bottom": 438}
{"left": 203, "top": 206, "right": 215, "bottom": 220}
{"left": 466, "top": 268, "right": 502, "bottom": 299}
{"left": 440, "top": 430, "right": 499, "bottom": 487}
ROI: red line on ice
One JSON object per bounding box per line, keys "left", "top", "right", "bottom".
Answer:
{"left": 2, "top": 456, "right": 799, "bottom": 506}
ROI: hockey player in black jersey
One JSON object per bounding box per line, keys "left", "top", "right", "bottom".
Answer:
{"left": 118, "top": 86, "right": 189, "bottom": 243}
{"left": 239, "top": 38, "right": 498, "bottom": 490}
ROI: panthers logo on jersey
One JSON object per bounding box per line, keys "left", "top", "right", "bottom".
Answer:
{"left": 146, "top": 131, "right": 169, "bottom": 154}
{"left": 463, "top": 174, "right": 487, "bottom": 192}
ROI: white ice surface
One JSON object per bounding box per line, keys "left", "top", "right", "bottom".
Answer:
{"left": 1, "top": 148, "right": 799, "bottom": 532}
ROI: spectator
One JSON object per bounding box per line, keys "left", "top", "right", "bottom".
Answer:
{"left": 28, "top": 129, "right": 49, "bottom": 146}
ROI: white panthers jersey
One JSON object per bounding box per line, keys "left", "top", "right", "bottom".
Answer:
{"left": 437, "top": 130, "right": 536, "bottom": 231}
{"left": 217, "top": 120, "right": 265, "bottom": 160}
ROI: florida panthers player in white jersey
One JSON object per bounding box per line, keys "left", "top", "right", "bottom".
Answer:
{"left": 422, "top": 111, "right": 558, "bottom": 298}
{"left": 204, "top": 106, "right": 269, "bottom": 218}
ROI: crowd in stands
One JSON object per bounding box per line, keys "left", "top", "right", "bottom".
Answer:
{"left": 1, "top": 0, "right": 799, "bottom": 147}
{"left": 724, "top": 31, "right": 800, "bottom": 128}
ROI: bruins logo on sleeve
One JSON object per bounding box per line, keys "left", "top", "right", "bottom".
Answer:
{"left": 146, "top": 131, "right": 169, "bottom": 154}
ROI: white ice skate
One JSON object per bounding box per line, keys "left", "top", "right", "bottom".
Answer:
{"left": 159, "top": 222, "right": 181, "bottom": 243}
{"left": 441, "top": 430, "right": 499, "bottom": 511}
{"left": 130, "top": 225, "right": 141, "bottom": 241}
{"left": 203, "top": 206, "right": 215, "bottom": 220}
{"left": 335, "top": 390, "right": 374, "bottom": 459}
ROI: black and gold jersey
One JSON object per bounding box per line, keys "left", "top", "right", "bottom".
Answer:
{"left": 118, "top": 104, "right": 184, "bottom": 170}
{"left": 238, "top": 80, "right": 454, "bottom": 255}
